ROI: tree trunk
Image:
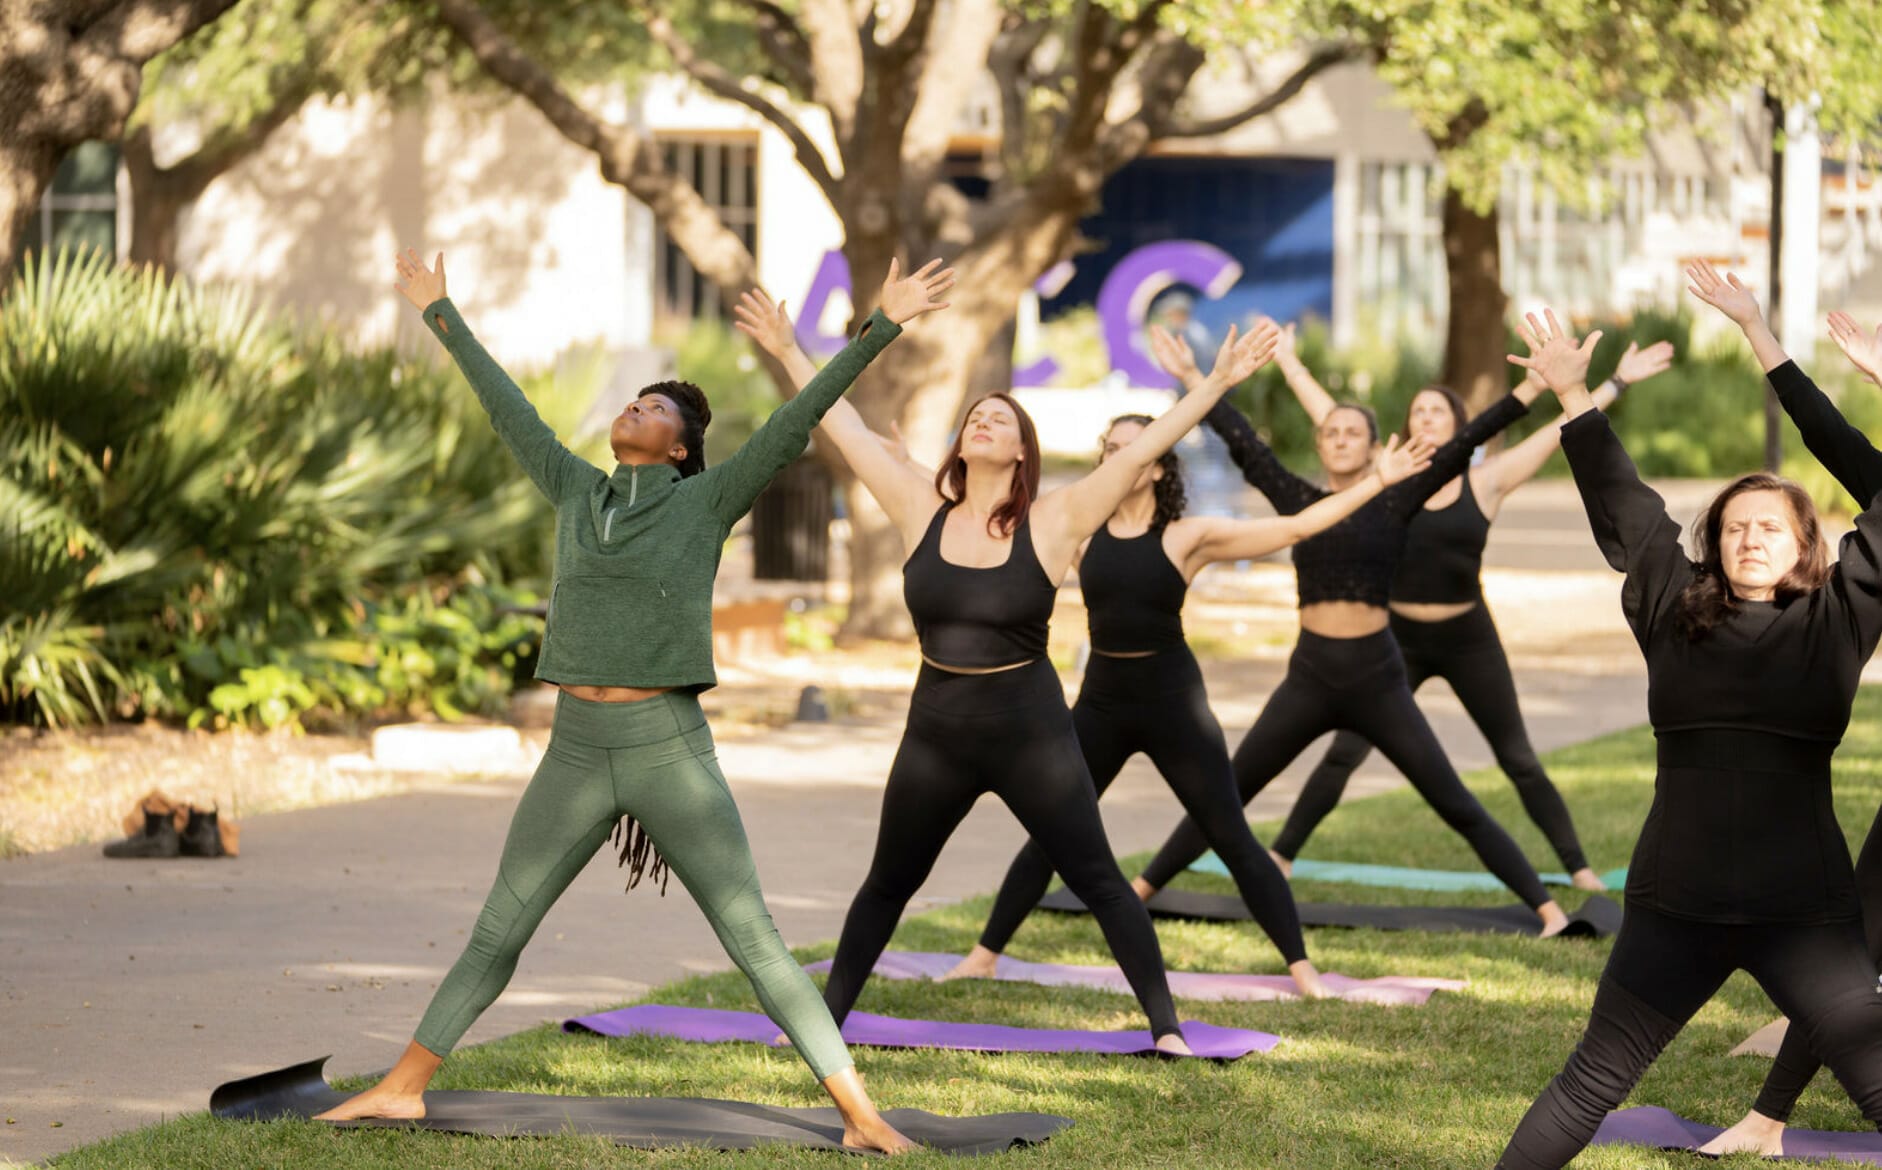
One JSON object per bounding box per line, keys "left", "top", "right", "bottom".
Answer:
{"left": 123, "top": 131, "right": 187, "bottom": 271}
{"left": 1438, "top": 187, "right": 1509, "bottom": 416}
{"left": 0, "top": 141, "right": 62, "bottom": 275}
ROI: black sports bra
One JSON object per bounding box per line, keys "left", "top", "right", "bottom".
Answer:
{"left": 902, "top": 504, "right": 1056, "bottom": 668}
{"left": 1390, "top": 472, "right": 1491, "bottom": 604}
{"left": 1080, "top": 525, "right": 1188, "bottom": 653}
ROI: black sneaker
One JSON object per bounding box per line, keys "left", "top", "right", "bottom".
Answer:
{"left": 103, "top": 809, "right": 180, "bottom": 859}
{"left": 179, "top": 807, "right": 226, "bottom": 858}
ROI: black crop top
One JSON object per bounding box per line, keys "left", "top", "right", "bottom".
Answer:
{"left": 903, "top": 503, "right": 1056, "bottom": 667}
{"left": 1389, "top": 472, "right": 1491, "bottom": 604}
{"left": 1080, "top": 525, "right": 1188, "bottom": 653}
{"left": 1562, "top": 407, "right": 1882, "bottom": 923}
{"left": 1202, "top": 394, "right": 1528, "bottom": 608}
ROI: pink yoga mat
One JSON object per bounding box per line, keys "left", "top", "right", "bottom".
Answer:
{"left": 566, "top": 1004, "right": 1280, "bottom": 1060}
{"left": 1591, "top": 1106, "right": 1882, "bottom": 1163}
{"left": 803, "top": 951, "right": 1465, "bottom": 1006}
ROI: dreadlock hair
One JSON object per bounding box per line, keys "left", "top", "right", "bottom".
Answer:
{"left": 1675, "top": 472, "right": 1831, "bottom": 641}
{"left": 1105, "top": 413, "right": 1187, "bottom": 529}
{"left": 638, "top": 380, "right": 712, "bottom": 477}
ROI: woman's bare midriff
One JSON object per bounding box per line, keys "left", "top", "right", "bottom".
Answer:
{"left": 1389, "top": 599, "right": 1480, "bottom": 623}
{"left": 555, "top": 683, "right": 675, "bottom": 703}
{"left": 1092, "top": 648, "right": 1157, "bottom": 659}
{"left": 921, "top": 656, "right": 1038, "bottom": 675}
{"left": 1299, "top": 600, "right": 1391, "bottom": 638}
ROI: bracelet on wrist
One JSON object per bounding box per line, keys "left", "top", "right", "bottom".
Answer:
{"left": 1609, "top": 376, "right": 1629, "bottom": 396}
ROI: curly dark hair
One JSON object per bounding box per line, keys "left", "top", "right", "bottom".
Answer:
{"left": 638, "top": 380, "right": 712, "bottom": 477}
{"left": 1676, "top": 472, "right": 1831, "bottom": 641}
{"left": 1105, "top": 414, "right": 1187, "bottom": 528}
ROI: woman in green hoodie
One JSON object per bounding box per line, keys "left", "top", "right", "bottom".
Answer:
{"left": 315, "top": 249, "right": 953, "bottom": 1155}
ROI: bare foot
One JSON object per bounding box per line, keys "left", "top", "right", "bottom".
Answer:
{"left": 1697, "top": 1110, "right": 1785, "bottom": 1156}
{"left": 1570, "top": 867, "right": 1608, "bottom": 892}
{"left": 1268, "top": 849, "right": 1293, "bottom": 879}
{"left": 1154, "top": 1031, "right": 1194, "bottom": 1057}
{"left": 1536, "top": 901, "right": 1571, "bottom": 939}
{"left": 1289, "top": 959, "right": 1333, "bottom": 1000}
{"left": 939, "top": 945, "right": 999, "bottom": 982}
{"left": 314, "top": 1085, "right": 426, "bottom": 1122}
{"left": 773, "top": 1031, "right": 791, "bottom": 1046}
{"left": 1130, "top": 877, "right": 1157, "bottom": 902}
{"left": 844, "top": 1113, "right": 917, "bottom": 1154}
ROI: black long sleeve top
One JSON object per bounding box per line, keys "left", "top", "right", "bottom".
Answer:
{"left": 1562, "top": 408, "right": 1882, "bottom": 923}
{"left": 1202, "top": 394, "right": 1529, "bottom": 607}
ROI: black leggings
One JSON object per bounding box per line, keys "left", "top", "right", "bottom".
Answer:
{"left": 1498, "top": 904, "right": 1882, "bottom": 1169}
{"left": 1138, "top": 628, "right": 1550, "bottom": 909}
{"left": 976, "top": 649, "right": 1307, "bottom": 964}
{"left": 822, "top": 659, "right": 1182, "bottom": 1039}
{"left": 1755, "top": 801, "right": 1882, "bottom": 1121}
{"left": 1272, "top": 604, "right": 1590, "bottom": 872}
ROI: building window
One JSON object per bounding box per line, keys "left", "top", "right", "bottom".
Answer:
{"left": 21, "top": 142, "right": 120, "bottom": 266}
{"left": 654, "top": 136, "right": 758, "bottom": 322}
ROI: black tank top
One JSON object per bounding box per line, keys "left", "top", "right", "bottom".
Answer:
{"left": 1080, "top": 525, "right": 1188, "bottom": 653}
{"left": 903, "top": 504, "right": 1056, "bottom": 667}
{"left": 1389, "top": 473, "right": 1491, "bottom": 604}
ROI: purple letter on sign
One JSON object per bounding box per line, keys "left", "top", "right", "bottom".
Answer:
{"left": 1095, "top": 241, "right": 1242, "bottom": 387}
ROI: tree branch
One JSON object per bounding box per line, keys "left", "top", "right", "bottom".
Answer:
{"left": 1150, "top": 43, "right": 1359, "bottom": 139}
{"left": 431, "top": 0, "right": 758, "bottom": 297}
{"left": 644, "top": 8, "right": 843, "bottom": 207}
{"left": 724, "top": 0, "right": 815, "bottom": 95}
{"left": 900, "top": 0, "right": 1002, "bottom": 182}
{"left": 797, "top": 0, "right": 865, "bottom": 145}
{"left": 80, "top": 0, "right": 243, "bottom": 65}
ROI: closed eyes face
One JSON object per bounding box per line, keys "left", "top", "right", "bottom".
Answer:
{"left": 611, "top": 393, "right": 685, "bottom": 463}
{"left": 1719, "top": 488, "right": 1802, "bottom": 598}
{"left": 1314, "top": 407, "right": 1376, "bottom": 476}
{"left": 961, "top": 399, "right": 1025, "bottom": 465}
{"left": 1406, "top": 389, "right": 1459, "bottom": 445}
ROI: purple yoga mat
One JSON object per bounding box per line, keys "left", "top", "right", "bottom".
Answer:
{"left": 1591, "top": 1106, "right": 1882, "bottom": 1164}
{"left": 565, "top": 1004, "right": 1279, "bottom": 1060}
{"left": 802, "top": 951, "right": 1465, "bottom": 1006}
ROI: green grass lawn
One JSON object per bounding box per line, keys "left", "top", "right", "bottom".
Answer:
{"left": 55, "top": 690, "right": 1882, "bottom": 1168}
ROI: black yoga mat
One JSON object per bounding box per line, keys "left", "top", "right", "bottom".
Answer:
{"left": 1038, "top": 887, "right": 1622, "bottom": 938}
{"left": 210, "top": 1057, "right": 1071, "bottom": 1155}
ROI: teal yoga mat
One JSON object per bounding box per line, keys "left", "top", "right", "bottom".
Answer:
{"left": 1190, "top": 853, "right": 1627, "bottom": 892}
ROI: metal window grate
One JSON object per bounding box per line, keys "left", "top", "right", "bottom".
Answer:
{"left": 653, "top": 136, "right": 759, "bottom": 323}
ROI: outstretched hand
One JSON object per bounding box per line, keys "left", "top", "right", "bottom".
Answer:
{"left": 394, "top": 248, "right": 447, "bottom": 311}
{"left": 1209, "top": 319, "right": 1282, "bottom": 385}
{"left": 1148, "top": 325, "right": 1202, "bottom": 384}
{"left": 1375, "top": 432, "right": 1436, "bottom": 485}
{"left": 1257, "top": 316, "right": 1302, "bottom": 370}
{"left": 1614, "top": 339, "right": 1675, "bottom": 385}
{"left": 733, "top": 288, "right": 797, "bottom": 357}
{"left": 1507, "top": 309, "right": 1602, "bottom": 395}
{"left": 1830, "top": 311, "right": 1882, "bottom": 386}
{"left": 878, "top": 257, "right": 956, "bottom": 325}
{"left": 1686, "top": 259, "right": 1763, "bottom": 326}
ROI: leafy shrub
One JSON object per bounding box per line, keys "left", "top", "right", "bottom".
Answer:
{"left": 0, "top": 249, "right": 586, "bottom": 728}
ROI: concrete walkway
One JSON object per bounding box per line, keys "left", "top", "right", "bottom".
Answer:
{"left": 0, "top": 634, "right": 1647, "bottom": 1166}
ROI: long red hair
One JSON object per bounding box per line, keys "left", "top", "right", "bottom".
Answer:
{"left": 934, "top": 393, "right": 1042, "bottom": 537}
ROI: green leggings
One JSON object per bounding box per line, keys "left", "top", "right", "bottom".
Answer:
{"left": 414, "top": 689, "right": 853, "bottom": 1080}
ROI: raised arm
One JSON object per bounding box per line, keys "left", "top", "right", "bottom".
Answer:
{"left": 1478, "top": 341, "right": 1673, "bottom": 510}
{"left": 397, "top": 249, "right": 589, "bottom": 500}
{"left": 1181, "top": 433, "right": 1435, "bottom": 572}
{"left": 704, "top": 260, "right": 952, "bottom": 526}
{"left": 1157, "top": 326, "right": 1324, "bottom": 515}
{"left": 1268, "top": 320, "right": 1339, "bottom": 426}
{"left": 1831, "top": 482, "right": 1882, "bottom": 660}
{"left": 1512, "top": 311, "right": 1688, "bottom": 639}
{"left": 731, "top": 280, "right": 945, "bottom": 543}
{"left": 1690, "top": 263, "right": 1882, "bottom": 504}
{"left": 1036, "top": 323, "right": 1280, "bottom": 556}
